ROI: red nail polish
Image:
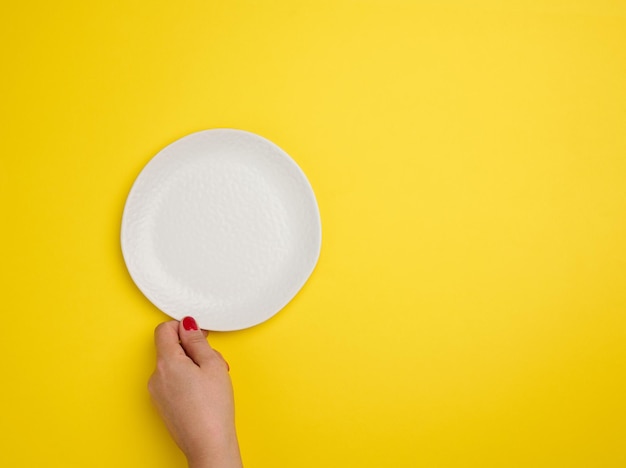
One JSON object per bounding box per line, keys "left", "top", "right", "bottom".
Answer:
{"left": 182, "top": 316, "right": 198, "bottom": 331}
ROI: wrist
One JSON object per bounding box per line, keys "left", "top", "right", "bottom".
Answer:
{"left": 187, "top": 450, "right": 242, "bottom": 468}
{"left": 186, "top": 430, "right": 242, "bottom": 468}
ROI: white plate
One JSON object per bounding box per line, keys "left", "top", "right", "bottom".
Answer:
{"left": 121, "top": 129, "right": 321, "bottom": 331}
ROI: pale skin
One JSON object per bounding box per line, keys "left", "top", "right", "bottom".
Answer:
{"left": 148, "top": 317, "right": 243, "bottom": 468}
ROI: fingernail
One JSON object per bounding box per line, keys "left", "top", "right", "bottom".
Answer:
{"left": 182, "top": 316, "right": 198, "bottom": 331}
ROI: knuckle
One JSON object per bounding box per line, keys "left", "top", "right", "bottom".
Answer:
{"left": 187, "top": 333, "right": 208, "bottom": 345}
{"left": 154, "top": 358, "right": 168, "bottom": 374}
{"left": 147, "top": 374, "right": 156, "bottom": 395}
{"left": 211, "top": 349, "right": 230, "bottom": 370}
{"left": 154, "top": 321, "right": 170, "bottom": 336}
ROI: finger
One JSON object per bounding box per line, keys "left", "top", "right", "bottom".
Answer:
{"left": 179, "top": 316, "right": 214, "bottom": 367}
{"left": 154, "top": 321, "right": 186, "bottom": 361}
{"left": 213, "top": 349, "right": 230, "bottom": 372}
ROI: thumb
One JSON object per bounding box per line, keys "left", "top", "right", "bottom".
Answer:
{"left": 179, "top": 316, "right": 213, "bottom": 366}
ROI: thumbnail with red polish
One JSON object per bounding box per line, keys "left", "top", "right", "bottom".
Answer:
{"left": 182, "top": 316, "right": 198, "bottom": 331}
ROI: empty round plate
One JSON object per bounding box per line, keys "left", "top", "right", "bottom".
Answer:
{"left": 121, "top": 129, "right": 321, "bottom": 331}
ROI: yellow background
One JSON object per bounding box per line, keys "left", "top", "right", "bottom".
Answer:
{"left": 1, "top": 1, "right": 625, "bottom": 466}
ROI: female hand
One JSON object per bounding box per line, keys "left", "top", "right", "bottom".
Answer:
{"left": 148, "top": 317, "right": 243, "bottom": 468}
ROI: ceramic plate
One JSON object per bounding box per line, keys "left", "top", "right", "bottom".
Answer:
{"left": 121, "top": 129, "right": 321, "bottom": 331}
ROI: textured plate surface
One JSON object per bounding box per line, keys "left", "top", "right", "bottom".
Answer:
{"left": 121, "top": 129, "right": 321, "bottom": 330}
